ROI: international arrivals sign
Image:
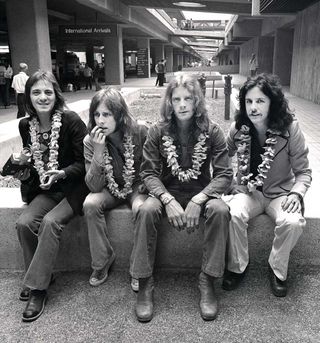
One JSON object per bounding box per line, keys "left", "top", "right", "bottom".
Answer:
{"left": 59, "top": 24, "right": 117, "bottom": 37}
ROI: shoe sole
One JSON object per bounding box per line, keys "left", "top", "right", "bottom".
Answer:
{"left": 89, "top": 254, "right": 116, "bottom": 287}
{"left": 137, "top": 315, "right": 153, "bottom": 323}
{"left": 131, "top": 279, "right": 139, "bottom": 292}
{"left": 22, "top": 296, "right": 47, "bottom": 323}
{"left": 201, "top": 313, "right": 218, "bottom": 321}
{"left": 19, "top": 294, "right": 29, "bottom": 302}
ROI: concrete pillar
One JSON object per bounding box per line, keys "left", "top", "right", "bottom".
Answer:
{"left": 6, "top": 0, "right": 52, "bottom": 75}
{"left": 137, "top": 38, "right": 151, "bottom": 78}
{"left": 165, "top": 46, "right": 173, "bottom": 72}
{"left": 104, "top": 26, "right": 124, "bottom": 85}
{"left": 86, "top": 45, "right": 94, "bottom": 68}
{"left": 154, "top": 45, "right": 165, "bottom": 64}
{"left": 131, "top": 53, "right": 136, "bottom": 67}
{"left": 173, "top": 50, "right": 179, "bottom": 71}
{"left": 257, "top": 36, "right": 274, "bottom": 74}
{"left": 273, "top": 28, "right": 293, "bottom": 86}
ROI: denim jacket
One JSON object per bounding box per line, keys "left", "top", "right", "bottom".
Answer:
{"left": 227, "top": 120, "right": 312, "bottom": 198}
{"left": 140, "top": 120, "right": 233, "bottom": 198}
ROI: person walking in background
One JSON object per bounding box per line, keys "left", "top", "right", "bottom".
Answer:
{"left": 83, "top": 63, "right": 93, "bottom": 90}
{"left": 12, "top": 63, "right": 29, "bottom": 118}
{"left": 249, "top": 54, "right": 258, "bottom": 77}
{"left": 154, "top": 60, "right": 160, "bottom": 86}
{"left": 93, "top": 60, "right": 101, "bottom": 91}
{"left": 222, "top": 74, "right": 312, "bottom": 297}
{"left": 13, "top": 70, "right": 88, "bottom": 322}
{"left": 83, "top": 87, "right": 148, "bottom": 290}
{"left": 197, "top": 72, "right": 207, "bottom": 97}
{"left": 4, "top": 62, "right": 13, "bottom": 107}
{"left": 130, "top": 73, "right": 232, "bottom": 322}
{"left": 156, "top": 59, "right": 166, "bottom": 87}
{"left": 0, "top": 62, "right": 7, "bottom": 108}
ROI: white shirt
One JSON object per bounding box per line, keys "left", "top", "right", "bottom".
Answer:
{"left": 12, "top": 71, "right": 29, "bottom": 93}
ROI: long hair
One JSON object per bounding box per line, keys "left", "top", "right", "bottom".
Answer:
{"left": 160, "top": 73, "right": 209, "bottom": 131}
{"left": 235, "top": 73, "right": 293, "bottom": 133}
{"left": 87, "top": 87, "right": 137, "bottom": 134}
{"left": 25, "top": 70, "right": 65, "bottom": 118}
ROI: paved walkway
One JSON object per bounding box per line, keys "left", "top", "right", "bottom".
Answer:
{"left": 1, "top": 74, "right": 320, "bottom": 342}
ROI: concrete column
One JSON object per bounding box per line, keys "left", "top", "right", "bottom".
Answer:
{"left": 103, "top": 26, "right": 124, "bottom": 85}
{"left": 154, "top": 45, "right": 165, "bottom": 64}
{"left": 137, "top": 38, "right": 151, "bottom": 78}
{"left": 86, "top": 45, "right": 94, "bottom": 68}
{"left": 165, "top": 46, "right": 173, "bottom": 72}
{"left": 131, "top": 53, "right": 136, "bottom": 67}
{"left": 273, "top": 28, "right": 293, "bottom": 86}
{"left": 257, "top": 36, "right": 274, "bottom": 74}
{"left": 6, "top": 0, "right": 52, "bottom": 75}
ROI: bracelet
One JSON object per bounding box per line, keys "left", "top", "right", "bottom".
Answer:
{"left": 191, "top": 198, "right": 202, "bottom": 206}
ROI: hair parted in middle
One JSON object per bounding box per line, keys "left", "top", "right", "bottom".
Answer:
{"left": 235, "top": 73, "right": 293, "bottom": 133}
{"left": 87, "top": 87, "right": 137, "bottom": 134}
{"left": 24, "top": 70, "right": 65, "bottom": 118}
{"left": 160, "top": 72, "right": 209, "bottom": 130}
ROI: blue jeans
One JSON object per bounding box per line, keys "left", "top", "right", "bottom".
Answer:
{"left": 16, "top": 192, "right": 74, "bottom": 290}
{"left": 130, "top": 194, "right": 230, "bottom": 279}
{"left": 83, "top": 188, "right": 147, "bottom": 270}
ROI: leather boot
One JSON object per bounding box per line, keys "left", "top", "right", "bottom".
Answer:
{"left": 22, "top": 289, "right": 47, "bottom": 322}
{"left": 198, "top": 272, "right": 218, "bottom": 321}
{"left": 135, "top": 276, "right": 154, "bottom": 322}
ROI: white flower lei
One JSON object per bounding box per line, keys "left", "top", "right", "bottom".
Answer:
{"left": 162, "top": 132, "right": 208, "bottom": 182}
{"left": 29, "top": 111, "right": 62, "bottom": 184}
{"left": 103, "top": 135, "right": 135, "bottom": 199}
{"left": 237, "top": 124, "right": 279, "bottom": 192}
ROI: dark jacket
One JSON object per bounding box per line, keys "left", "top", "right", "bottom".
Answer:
{"left": 140, "top": 120, "right": 233, "bottom": 198}
{"left": 84, "top": 123, "right": 148, "bottom": 195}
{"left": 18, "top": 110, "right": 89, "bottom": 214}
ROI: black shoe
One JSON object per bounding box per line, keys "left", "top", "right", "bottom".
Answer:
{"left": 135, "top": 276, "right": 154, "bottom": 322}
{"left": 222, "top": 268, "right": 247, "bottom": 291}
{"left": 22, "top": 290, "right": 47, "bottom": 322}
{"left": 198, "top": 272, "right": 218, "bottom": 321}
{"left": 268, "top": 265, "right": 287, "bottom": 297}
{"left": 19, "top": 274, "right": 55, "bottom": 301}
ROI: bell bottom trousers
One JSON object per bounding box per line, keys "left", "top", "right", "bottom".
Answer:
{"left": 83, "top": 189, "right": 147, "bottom": 271}
{"left": 225, "top": 191, "right": 305, "bottom": 281}
{"left": 16, "top": 192, "right": 74, "bottom": 290}
{"left": 129, "top": 196, "right": 230, "bottom": 279}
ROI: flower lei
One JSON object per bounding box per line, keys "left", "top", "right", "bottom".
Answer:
{"left": 103, "top": 135, "right": 135, "bottom": 199}
{"left": 29, "top": 111, "right": 62, "bottom": 184}
{"left": 237, "top": 124, "right": 279, "bottom": 192}
{"left": 162, "top": 133, "right": 208, "bottom": 182}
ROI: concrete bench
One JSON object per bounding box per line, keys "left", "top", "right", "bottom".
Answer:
{"left": 1, "top": 187, "right": 319, "bottom": 273}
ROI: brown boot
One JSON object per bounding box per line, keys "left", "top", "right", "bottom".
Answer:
{"left": 135, "top": 276, "right": 154, "bottom": 322}
{"left": 198, "top": 272, "right": 218, "bottom": 321}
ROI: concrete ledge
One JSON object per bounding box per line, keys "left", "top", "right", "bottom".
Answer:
{"left": 1, "top": 188, "right": 320, "bottom": 272}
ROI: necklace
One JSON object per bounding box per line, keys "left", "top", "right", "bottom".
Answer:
{"left": 237, "top": 125, "right": 279, "bottom": 192}
{"left": 162, "top": 132, "right": 208, "bottom": 182}
{"left": 29, "top": 111, "right": 62, "bottom": 184}
{"left": 103, "top": 135, "right": 135, "bottom": 199}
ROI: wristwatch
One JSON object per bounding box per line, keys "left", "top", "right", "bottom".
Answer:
{"left": 160, "top": 193, "right": 174, "bottom": 205}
